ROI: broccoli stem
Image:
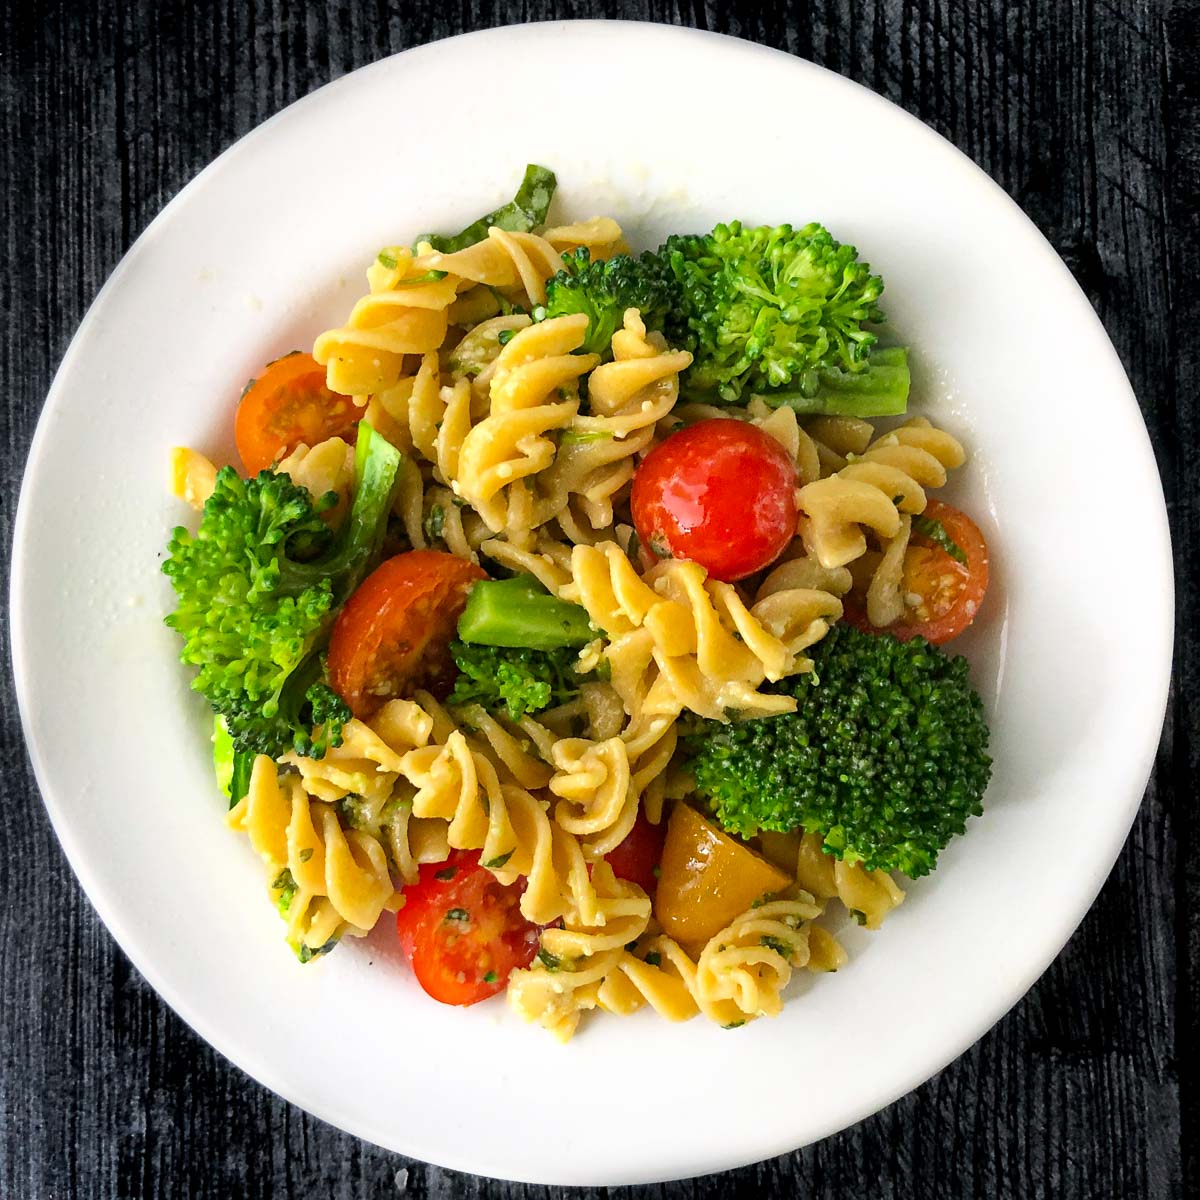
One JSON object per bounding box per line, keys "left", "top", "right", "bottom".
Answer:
{"left": 416, "top": 165, "right": 557, "bottom": 253}
{"left": 758, "top": 346, "right": 910, "bottom": 417}
{"left": 277, "top": 422, "right": 402, "bottom": 603}
{"left": 457, "top": 575, "right": 594, "bottom": 649}
{"left": 230, "top": 750, "right": 255, "bottom": 808}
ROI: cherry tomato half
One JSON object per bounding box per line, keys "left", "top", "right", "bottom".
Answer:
{"left": 604, "top": 811, "right": 667, "bottom": 895}
{"left": 396, "top": 850, "right": 540, "bottom": 1006}
{"left": 235, "top": 351, "right": 359, "bottom": 474}
{"left": 631, "top": 419, "right": 798, "bottom": 582}
{"left": 328, "top": 550, "right": 486, "bottom": 718}
{"left": 846, "top": 499, "right": 989, "bottom": 644}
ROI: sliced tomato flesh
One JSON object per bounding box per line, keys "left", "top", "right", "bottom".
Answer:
{"left": 328, "top": 550, "right": 487, "bottom": 718}
{"left": 396, "top": 850, "right": 540, "bottom": 1006}
{"left": 846, "top": 499, "right": 989, "bottom": 644}
{"left": 235, "top": 351, "right": 359, "bottom": 474}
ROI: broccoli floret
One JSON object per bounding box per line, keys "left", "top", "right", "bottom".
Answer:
{"left": 163, "top": 423, "right": 401, "bottom": 784}
{"left": 539, "top": 248, "right": 676, "bottom": 358}
{"left": 661, "top": 221, "right": 900, "bottom": 408}
{"left": 447, "top": 642, "right": 590, "bottom": 721}
{"left": 683, "top": 625, "right": 991, "bottom": 878}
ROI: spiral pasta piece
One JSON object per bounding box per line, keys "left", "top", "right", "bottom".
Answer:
{"left": 313, "top": 272, "right": 456, "bottom": 397}
{"left": 794, "top": 831, "right": 905, "bottom": 929}
{"left": 415, "top": 226, "right": 564, "bottom": 308}
{"left": 507, "top": 863, "right": 653, "bottom": 1041}
{"left": 275, "top": 436, "right": 357, "bottom": 525}
{"left": 228, "top": 756, "right": 400, "bottom": 958}
{"left": 170, "top": 446, "right": 218, "bottom": 511}
{"left": 797, "top": 417, "right": 966, "bottom": 568}
{"left": 562, "top": 541, "right": 841, "bottom": 721}
{"left": 533, "top": 310, "right": 690, "bottom": 544}
{"left": 541, "top": 217, "right": 628, "bottom": 260}
{"left": 455, "top": 315, "right": 597, "bottom": 532}
{"left": 548, "top": 736, "right": 638, "bottom": 858}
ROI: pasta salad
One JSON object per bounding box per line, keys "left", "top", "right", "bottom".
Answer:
{"left": 164, "top": 165, "right": 992, "bottom": 1040}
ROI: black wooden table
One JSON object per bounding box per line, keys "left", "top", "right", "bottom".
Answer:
{"left": 2, "top": 3, "right": 1194, "bottom": 1197}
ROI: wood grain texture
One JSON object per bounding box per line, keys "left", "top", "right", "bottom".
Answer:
{"left": 0, "top": 1, "right": 1192, "bottom": 1196}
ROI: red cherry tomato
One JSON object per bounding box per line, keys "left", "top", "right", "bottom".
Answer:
{"left": 328, "top": 550, "right": 486, "bottom": 718}
{"left": 631, "top": 419, "right": 798, "bottom": 582}
{"left": 396, "top": 850, "right": 540, "bottom": 1006}
{"left": 235, "top": 351, "right": 359, "bottom": 474}
{"left": 845, "top": 500, "right": 989, "bottom": 644}
{"left": 604, "top": 811, "right": 667, "bottom": 895}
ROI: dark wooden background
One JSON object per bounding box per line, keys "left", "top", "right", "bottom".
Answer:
{"left": 2, "top": 2, "right": 1195, "bottom": 1197}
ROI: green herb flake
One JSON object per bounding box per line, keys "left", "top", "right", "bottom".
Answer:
{"left": 644, "top": 951, "right": 663, "bottom": 967}
{"left": 912, "top": 514, "right": 969, "bottom": 564}
{"left": 760, "top": 935, "right": 794, "bottom": 957}
{"left": 483, "top": 970, "right": 498, "bottom": 984}
{"left": 298, "top": 848, "right": 314, "bottom": 863}
{"left": 560, "top": 429, "right": 614, "bottom": 445}
{"left": 445, "top": 907, "right": 470, "bottom": 923}
{"left": 850, "top": 909, "right": 868, "bottom": 926}
{"left": 376, "top": 250, "right": 398, "bottom": 270}
{"left": 722, "top": 1020, "right": 746, "bottom": 1030}
{"left": 537, "top": 948, "right": 562, "bottom": 972}
{"left": 434, "top": 866, "right": 458, "bottom": 881}
{"left": 482, "top": 849, "right": 514, "bottom": 870}
{"left": 497, "top": 329, "right": 515, "bottom": 346}
{"left": 423, "top": 503, "right": 446, "bottom": 543}
{"left": 272, "top": 868, "right": 298, "bottom": 915}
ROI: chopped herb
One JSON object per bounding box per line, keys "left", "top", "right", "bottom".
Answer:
{"left": 722, "top": 1020, "right": 746, "bottom": 1030}
{"left": 560, "top": 429, "right": 614, "bottom": 445}
{"left": 239, "top": 376, "right": 258, "bottom": 400}
{"left": 760, "top": 935, "right": 795, "bottom": 957}
{"left": 434, "top": 865, "right": 458, "bottom": 881}
{"left": 912, "top": 514, "right": 968, "bottom": 564}
{"left": 483, "top": 970, "right": 498, "bottom": 984}
{"left": 376, "top": 250, "right": 398, "bottom": 270}
{"left": 624, "top": 940, "right": 639, "bottom": 952}
{"left": 648, "top": 532, "right": 673, "bottom": 560}
{"left": 482, "top": 850, "right": 514, "bottom": 870}
{"left": 416, "top": 164, "right": 556, "bottom": 254}
{"left": 451, "top": 494, "right": 468, "bottom": 508}
{"left": 445, "top": 907, "right": 470, "bottom": 923}
{"left": 298, "top": 848, "right": 314, "bottom": 863}
{"left": 537, "top": 948, "right": 562, "bottom": 972}
{"left": 272, "top": 868, "right": 297, "bottom": 915}
{"left": 651, "top": 864, "right": 662, "bottom": 880}
{"left": 296, "top": 939, "right": 336, "bottom": 964}
{"left": 423, "top": 503, "right": 446, "bottom": 543}
{"left": 389, "top": 269, "right": 449, "bottom": 286}
{"left": 850, "top": 909, "right": 868, "bottom": 926}
{"left": 644, "top": 951, "right": 662, "bottom": 967}
{"left": 497, "top": 329, "right": 515, "bottom": 346}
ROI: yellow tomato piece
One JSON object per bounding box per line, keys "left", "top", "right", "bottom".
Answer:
{"left": 654, "top": 804, "right": 792, "bottom": 946}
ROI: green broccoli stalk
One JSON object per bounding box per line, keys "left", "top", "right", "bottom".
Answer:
{"left": 447, "top": 642, "right": 592, "bottom": 721}
{"left": 758, "top": 345, "right": 911, "bottom": 418}
{"left": 683, "top": 624, "right": 991, "bottom": 878}
{"left": 163, "top": 423, "right": 402, "bottom": 794}
{"left": 537, "top": 248, "right": 676, "bottom": 358}
{"left": 457, "top": 574, "right": 595, "bottom": 649}
{"left": 661, "top": 221, "right": 905, "bottom": 410}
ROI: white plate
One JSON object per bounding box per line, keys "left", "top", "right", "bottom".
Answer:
{"left": 10, "top": 21, "right": 1173, "bottom": 1186}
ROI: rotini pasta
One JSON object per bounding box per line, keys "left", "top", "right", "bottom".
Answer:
{"left": 167, "top": 180, "right": 992, "bottom": 1046}
{"left": 796, "top": 417, "right": 966, "bottom": 568}
{"left": 228, "top": 755, "right": 401, "bottom": 957}
{"left": 561, "top": 540, "right": 841, "bottom": 721}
